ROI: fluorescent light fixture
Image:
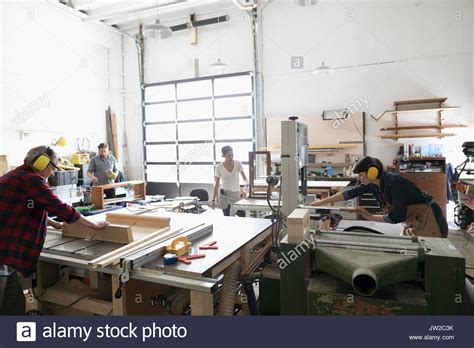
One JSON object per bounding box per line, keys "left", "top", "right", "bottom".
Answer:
{"left": 322, "top": 109, "right": 349, "bottom": 121}
{"left": 144, "top": 19, "right": 173, "bottom": 40}
{"left": 313, "top": 61, "right": 334, "bottom": 76}
{"left": 293, "top": 0, "right": 318, "bottom": 6}
{"left": 210, "top": 58, "right": 229, "bottom": 74}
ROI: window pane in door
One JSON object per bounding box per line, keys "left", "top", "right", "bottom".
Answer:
{"left": 145, "top": 103, "right": 175, "bottom": 123}
{"left": 177, "top": 80, "right": 212, "bottom": 99}
{"left": 215, "top": 119, "right": 253, "bottom": 140}
{"left": 178, "top": 143, "right": 214, "bottom": 163}
{"left": 178, "top": 121, "right": 213, "bottom": 141}
{"left": 177, "top": 99, "right": 212, "bottom": 120}
{"left": 145, "top": 124, "right": 176, "bottom": 142}
{"left": 146, "top": 144, "right": 177, "bottom": 162}
{"left": 214, "top": 75, "right": 252, "bottom": 96}
{"left": 145, "top": 84, "right": 175, "bottom": 102}
{"left": 215, "top": 96, "right": 252, "bottom": 118}
{"left": 146, "top": 164, "right": 177, "bottom": 183}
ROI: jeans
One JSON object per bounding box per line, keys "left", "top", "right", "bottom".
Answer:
{"left": 222, "top": 205, "right": 245, "bottom": 217}
{"left": 104, "top": 188, "right": 116, "bottom": 199}
{"left": 0, "top": 269, "right": 25, "bottom": 315}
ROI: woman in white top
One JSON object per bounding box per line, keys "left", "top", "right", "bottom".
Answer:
{"left": 211, "top": 145, "right": 248, "bottom": 216}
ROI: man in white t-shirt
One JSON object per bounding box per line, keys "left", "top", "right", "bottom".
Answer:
{"left": 211, "top": 145, "right": 248, "bottom": 216}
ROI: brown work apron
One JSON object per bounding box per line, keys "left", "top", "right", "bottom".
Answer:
{"left": 402, "top": 203, "right": 442, "bottom": 238}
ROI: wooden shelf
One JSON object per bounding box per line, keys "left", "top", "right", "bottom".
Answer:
{"left": 380, "top": 124, "right": 466, "bottom": 131}
{"left": 91, "top": 180, "right": 146, "bottom": 209}
{"left": 372, "top": 98, "right": 459, "bottom": 122}
{"left": 380, "top": 133, "right": 456, "bottom": 140}
{"left": 308, "top": 144, "right": 358, "bottom": 149}
{"left": 262, "top": 144, "right": 360, "bottom": 151}
{"left": 395, "top": 156, "right": 445, "bottom": 161}
{"left": 394, "top": 98, "right": 447, "bottom": 105}
{"left": 382, "top": 107, "right": 459, "bottom": 115}
{"left": 103, "top": 196, "right": 141, "bottom": 205}
{"left": 307, "top": 162, "right": 353, "bottom": 168}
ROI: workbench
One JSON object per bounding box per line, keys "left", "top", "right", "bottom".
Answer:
{"left": 36, "top": 210, "right": 274, "bottom": 316}
{"left": 230, "top": 199, "right": 280, "bottom": 217}
{"left": 252, "top": 179, "right": 350, "bottom": 198}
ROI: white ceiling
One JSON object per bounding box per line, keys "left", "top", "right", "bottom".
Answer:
{"left": 56, "top": 0, "right": 253, "bottom": 32}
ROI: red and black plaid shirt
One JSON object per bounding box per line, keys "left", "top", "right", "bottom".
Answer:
{"left": 0, "top": 164, "right": 80, "bottom": 276}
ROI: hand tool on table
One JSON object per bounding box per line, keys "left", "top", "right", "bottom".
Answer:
{"left": 177, "top": 254, "right": 206, "bottom": 264}
{"left": 199, "top": 240, "right": 218, "bottom": 250}
{"left": 166, "top": 236, "right": 192, "bottom": 257}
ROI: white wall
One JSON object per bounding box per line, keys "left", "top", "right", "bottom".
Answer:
{"left": 262, "top": 0, "right": 473, "bottom": 167}
{"left": 1, "top": 0, "right": 123, "bottom": 166}
{"left": 123, "top": 5, "right": 254, "bottom": 180}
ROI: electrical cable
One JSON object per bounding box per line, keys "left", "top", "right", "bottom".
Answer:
{"left": 31, "top": 287, "right": 91, "bottom": 311}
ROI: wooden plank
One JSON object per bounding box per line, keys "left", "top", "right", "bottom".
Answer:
{"left": 308, "top": 144, "right": 358, "bottom": 149}
{"left": 0, "top": 155, "right": 8, "bottom": 176}
{"left": 99, "top": 180, "right": 145, "bottom": 190}
{"left": 379, "top": 132, "right": 456, "bottom": 140}
{"left": 91, "top": 185, "right": 105, "bottom": 209}
{"left": 88, "top": 227, "right": 172, "bottom": 267}
{"left": 287, "top": 208, "right": 310, "bottom": 243}
{"left": 110, "top": 112, "right": 119, "bottom": 160}
{"left": 382, "top": 107, "right": 458, "bottom": 114}
{"left": 63, "top": 223, "right": 133, "bottom": 243}
{"left": 380, "top": 124, "right": 467, "bottom": 131}
{"left": 89, "top": 227, "right": 186, "bottom": 268}
{"left": 42, "top": 287, "right": 112, "bottom": 316}
{"left": 190, "top": 290, "right": 214, "bottom": 316}
{"left": 106, "top": 212, "right": 170, "bottom": 228}
{"left": 393, "top": 98, "right": 447, "bottom": 105}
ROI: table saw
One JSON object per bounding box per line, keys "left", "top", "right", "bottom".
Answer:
{"left": 34, "top": 209, "right": 274, "bottom": 316}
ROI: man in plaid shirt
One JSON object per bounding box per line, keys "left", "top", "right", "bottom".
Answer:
{"left": 0, "top": 146, "right": 108, "bottom": 315}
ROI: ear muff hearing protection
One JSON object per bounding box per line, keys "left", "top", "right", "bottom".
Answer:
{"left": 366, "top": 157, "right": 380, "bottom": 181}
{"left": 32, "top": 147, "right": 55, "bottom": 171}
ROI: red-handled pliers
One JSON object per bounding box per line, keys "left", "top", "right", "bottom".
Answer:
{"left": 199, "top": 241, "right": 218, "bottom": 250}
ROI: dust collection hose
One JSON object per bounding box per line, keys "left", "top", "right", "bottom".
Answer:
{"left": 217, "top": 261, "right": 241, "bottom": 316}
{"left": 352, "top": 268, "right": 378, "bottom": 297}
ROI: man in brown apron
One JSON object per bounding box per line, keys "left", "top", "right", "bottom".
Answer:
{"left": 311, "top": 156, "right": 448, "bottom": 238}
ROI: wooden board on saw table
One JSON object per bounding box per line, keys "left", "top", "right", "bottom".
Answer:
{"left": 63, "top": 213, "right": 171, "bottom": 244}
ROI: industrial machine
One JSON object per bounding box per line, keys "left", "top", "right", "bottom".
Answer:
{"left": 259, "top": 120, "right": 473, "bottom": 316}
{"left": 281, "top": 117, "right": 309, "bottom": 218}
{"left": 260, "top": 230, "right": 471, "bottom": 315}
{"left": 454, "top": 141, "right": 474, "bottom": 229}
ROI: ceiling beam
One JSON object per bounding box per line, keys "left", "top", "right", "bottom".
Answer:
{"left": 84, "top": 1, "right": 180, "bottom": 21}
{"left": 72, "top": 0, "right": 120, "bottom": 12}
{"left": 106, "top": 0, "right": 231, "bottom": 29}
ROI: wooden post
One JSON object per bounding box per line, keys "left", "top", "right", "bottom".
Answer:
{"left": 111, "top": 275, "right": 126, "bottom": 315}
{"left": 190, "top": 291, "right": 214, "bottom": 316}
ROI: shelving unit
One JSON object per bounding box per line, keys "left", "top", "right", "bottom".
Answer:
{"left": 392, "top": 157, "right": 447, "bottom": 217}
{"left": 374, "top": 98, "right": 465, "bottom": 141}
{"left": 91, "top": 180, "right": 146, "bottom": 209}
